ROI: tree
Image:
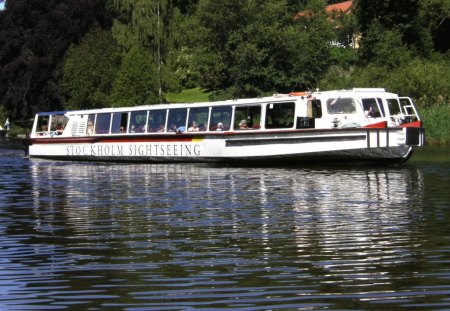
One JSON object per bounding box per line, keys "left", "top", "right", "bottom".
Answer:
{"left": 185, "top": 0, "right": 335, "bottom": 97}
{"left": 109, "top": 47, "right": 159, "bottom": 107}
{"left": 110, "top": 0, "right": 178, "bottom": 100}
{"left": 353, "top": 0, "right": 444, "bottom": 58}
{"left": 418, "top": 0, "right": 450, "bottom": 53}
{"left": 0, "top": 0, "right": 111, "bottom": 124}
{"left": 61, "top": 27, "right": 121, "bottom": 110}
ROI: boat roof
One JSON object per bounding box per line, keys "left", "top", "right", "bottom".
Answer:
{"left": 36, "top": 93, "right": 307, "bottom": 116}
{"left": 35, "top": 88, "right": 399, "bottom": 116}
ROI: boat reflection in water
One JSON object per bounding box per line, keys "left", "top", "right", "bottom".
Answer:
{"left": 18, "top": 160, "right": 438, "bottom": 309}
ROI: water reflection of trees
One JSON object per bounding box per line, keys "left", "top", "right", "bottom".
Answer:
{"left": 28, "top": 161, "right": 426, "bottom": 299}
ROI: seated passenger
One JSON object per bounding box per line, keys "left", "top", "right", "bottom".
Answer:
{"left": 365, "top": 106, "right": 376, "bottom": 118}
{"left": 55, "top": 123, "right": 64, "bottom": 134}
{"left": 157, "top": 124, "right": 165, "bottom": 132}
{"left": 216, "top": 122, "right": 224, "bottom": 131}
{"left": 188, "top": 121, "right": 199, "bottom": 132}
{"left": 239, "top": 119, "right": 248, "bottom": 129}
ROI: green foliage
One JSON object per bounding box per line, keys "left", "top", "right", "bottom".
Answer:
{"left": 110, "top": 0, "right": 179, "bottom": 97}
{"left": 0, "top": 105, "right": 7, "bottom": 128}
{"left": 61, "top": 27, "right": 121, "bottom": 110}
{"left": 184, "top": 0, "right": 335, "bottom": 97}
{"left": 109, "top": 47, "right": 159, "bottom": 107}
{"left": 0, "top": 0, "right": 111, "bottom": 122}
{"left": 420, "top": 103, "right": 450, "bottom": 145}
{"left": 418, "top": 0, "right": 450, "bottom": 53}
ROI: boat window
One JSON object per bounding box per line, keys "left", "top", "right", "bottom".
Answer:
{"left": 86, "top": 114, "right": 95, "bottom": 135}
{"left": 167, "top": 108, "right": 187, "bottom": 132}
{"left": 399, "top": 98, "right": 418, "bottom": 122}
{"left": 234, "top": 105, "right": 261, "bottom": 130}
{"left": 326, "top": 98, "right": 356, "bottom": 114}
{"left": 399, "top": 98, "right": 414, "bottom": 115}
{"left": 209, "top": 106, "right": 232, "bottom": 131}
{"left": 362, "top": 98, "right": 383, "bottom": 117}
{"left": 36, "top": 115, "right": 50, "bottom": 135}
{"left": 265, "top": 102, "right": 295, "bottom": 129}
{"left": 188, "top": 107, "right": 209, "bottom": 131}
{"left": 111, "top": 112, "right": 128, "bottom": 134}
{"left": 129, "top": 110, "right": 147, "bottom": 133}
{"left": 148, "top": 109, "right": 167, "bottom": 132}
{"left": 387, "top": 98, "right": 401, "bottom": 115}
{"left": 309, "top": 99, "right": 322, "bottom": 118}
{"left": 95, "top": 113, "right": 111, "bottom": 134}
{"left": 49, "top": 114, "right": 68, "bottom": 135}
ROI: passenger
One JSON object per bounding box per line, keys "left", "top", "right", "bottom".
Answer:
{"left": 87, "top": 120, "right": 94, "bottom": 135}
{"left": 55, "top": 123, "right": 64, "bottom": 134}
{"left": 176, "top": 126, "right": 186, "bottom": 134}
{"left": 365, "top": 106, "right": 376, "bottom": 118}
{"left": 239, "top": 119, "right": 248, "bottom": 129}
{"left": 157, "top": 124, "right": 165, "bottom": 132}
{"left": 168, "top": 124, "right": 177, "bottom": 132}
{"left": 188, "top": 121, "right": 199, "bottom": 132}
{"left": 40, "top": 124, "right": 49, "bottom": 136}
{"left": 216, "top": 122, "right": 224, "bottom": 131}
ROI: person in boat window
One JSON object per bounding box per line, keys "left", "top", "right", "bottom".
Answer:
{"left": 168, "top": 124, "right": 177, "bottom": 132}
{"left": 188, "top": 121, "right": 199, "bottom": 132}
{"left": 365, "top": 106, "right": 376, "bottom": 118}
{"left": 239, "top": 119, "right": 248, "bottom": 129}
{"left": 216, "top": 122, "right": 224, "bottom": 131}
{"left": 87, "top": 119, "right": 94, "bottom": 135}
{"left": 56, "top": 123, "right": 64, "bottom": 134}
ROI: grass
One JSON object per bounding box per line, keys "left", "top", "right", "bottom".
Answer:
{"left": 165, "top": 88, "right": 212, "bottom": 103}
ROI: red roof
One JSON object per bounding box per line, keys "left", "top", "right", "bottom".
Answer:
{"left": 295, "top": 1, "right": 353, "bottom": 19}
{"left": 325, "top": 1, "right": 353, "bottom": 14}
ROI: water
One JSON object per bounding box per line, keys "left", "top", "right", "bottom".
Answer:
{"left": 1, "top": 139, "right": 449, "bottom": 310}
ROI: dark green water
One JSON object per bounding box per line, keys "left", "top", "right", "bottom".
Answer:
{"left": 1, "top": 140, "right": 449, "bottom": 310}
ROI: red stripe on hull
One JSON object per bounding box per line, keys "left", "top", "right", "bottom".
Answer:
{"left": 363, "top": 121, "right": 387, "bottom": 128}
{"left": 400, "top": 121, "right": 422, "bottom": 128}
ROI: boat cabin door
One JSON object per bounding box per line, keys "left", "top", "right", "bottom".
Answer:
{"left": 297, "top": 99, "right": 322, "bottom": 129}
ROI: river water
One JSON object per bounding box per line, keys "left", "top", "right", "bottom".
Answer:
{"left": 1, "top": 139, "right": 449, "bottom": 310}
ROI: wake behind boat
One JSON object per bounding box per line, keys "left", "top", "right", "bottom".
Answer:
{"left": 25, "top": 88, "right": 425, "bottom": 164}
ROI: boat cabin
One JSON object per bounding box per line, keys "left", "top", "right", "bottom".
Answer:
{"left": 30, "top": 88, "right": 420, "bottom": 138}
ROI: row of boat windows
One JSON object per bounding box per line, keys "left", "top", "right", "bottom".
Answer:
{"left": 36, "top": 102, "right": 296, "bottom": 135}
{"left": 310, "top": 97, "right": 407, "bottom": 118}
{"left": 34, "top": 97, "right": 412, "bottom": 135}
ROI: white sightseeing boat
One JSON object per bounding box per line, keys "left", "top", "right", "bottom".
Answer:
{"left": 26, "top": 88, "right": 425, "bottom": 164}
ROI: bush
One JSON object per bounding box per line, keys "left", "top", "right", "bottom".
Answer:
{"left": 319, "top": 57, "right": 450, "bottom": 108}
{"left": 419, "top": 103, "right": 450, "bottom": 145}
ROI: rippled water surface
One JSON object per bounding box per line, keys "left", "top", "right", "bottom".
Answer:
{"left": 1, "top": 140, "right": 449, "bottom": 310}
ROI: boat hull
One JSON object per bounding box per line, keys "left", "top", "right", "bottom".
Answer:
{"left": 27, "top": 127, "right": 423, "bottom": 165}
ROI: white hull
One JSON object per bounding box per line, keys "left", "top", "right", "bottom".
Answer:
{"left": 28, "top": 127, "right": 421, "bottom": 164}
